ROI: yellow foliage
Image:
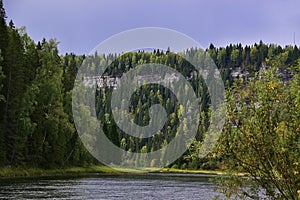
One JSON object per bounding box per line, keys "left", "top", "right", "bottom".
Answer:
{"left": 267, "top": 81, "right": 278, "bottom": 90}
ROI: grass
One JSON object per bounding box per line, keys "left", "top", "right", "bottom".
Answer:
{"left": 157, "top": 168, "right": 223, "bottom": 175}
{"left": 0, "top": 165, "right": 223, "bottom": 178}
{"left": 0, "top": 165, "right": 118, "bottom": 178}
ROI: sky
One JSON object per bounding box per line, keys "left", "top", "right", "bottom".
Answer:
{"left": 4, "top": 0, "right": 300, "bottom": 55}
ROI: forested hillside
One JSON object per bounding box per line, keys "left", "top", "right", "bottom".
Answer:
{"left": 0, "top": 0, "right": 299, "bottom": 173}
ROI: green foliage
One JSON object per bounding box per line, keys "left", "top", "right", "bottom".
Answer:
{"left": 218, "top": 66, "right": 300, "bottom": 199}
{"left": 0, "top": 53, "right": 5, "bottom": 166}
{"left": 0, "top": 2, "right": 300, "bottom": 183}
{"left": 0, "top": 52, "right": 4, "bottom": 102}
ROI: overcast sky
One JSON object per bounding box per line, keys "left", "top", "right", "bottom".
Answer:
{"left": 4, "top": 0, "right": 300, "bottom": 55}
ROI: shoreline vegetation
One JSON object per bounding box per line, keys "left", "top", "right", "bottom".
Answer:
{"left": 0, "top": 165, "right": 223, "bottom": 178}
{"left": 0, "top": 0, "right": 299, "bottom": 197}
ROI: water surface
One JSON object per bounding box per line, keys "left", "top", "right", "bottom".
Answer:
{"left": 0, "top": 173, "right": 224, "bottom": 199}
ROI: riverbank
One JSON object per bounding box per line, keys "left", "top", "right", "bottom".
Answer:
{"left": 0, "top": 165, "right": 223, "bottom": 178}
{"left": 156, "top": 168, "right": 223, "bottom": 175}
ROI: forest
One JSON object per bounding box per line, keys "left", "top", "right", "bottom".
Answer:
{"left": 0, "top": 1, "right": 300, "bottom": 199}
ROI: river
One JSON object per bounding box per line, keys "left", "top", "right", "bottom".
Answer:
{"left": 0, "top": 173, "right": 227, "bottom": 199}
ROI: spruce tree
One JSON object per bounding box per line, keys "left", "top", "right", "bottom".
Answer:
{"left": 3, "top": 21, "right": 28, "bottom": 164}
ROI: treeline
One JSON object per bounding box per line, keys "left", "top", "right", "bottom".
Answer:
{"left": 0, "top": 0, "right": 300, "bottom": 169}
{"left": 0, "top": 3, "right": 94, "bottom": 168}
{"left": 91, "top": 43, "right": 300, "bottom": 169}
